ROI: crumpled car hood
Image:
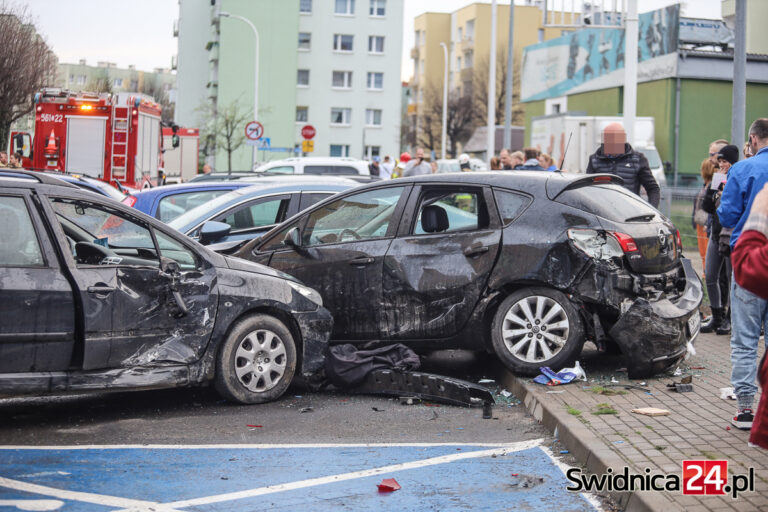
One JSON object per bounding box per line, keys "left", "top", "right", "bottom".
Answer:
{"left": 224, "top": 255, "right": 299, "bottom": 282}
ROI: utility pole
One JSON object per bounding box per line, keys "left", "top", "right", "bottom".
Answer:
{"left": 503, "top": 1, "right": 515, "bottom": 151}
{"left": 486, "top": 0, "right": 497, "bottom": 166}
{"left": 731, "top": 0, "right": 746, "bottom": 147}
{"left": 622, "top": 0, "right": 638, "bottom": 146}
{"left": 440, "top": 42, "right": 448, "bottom": 159}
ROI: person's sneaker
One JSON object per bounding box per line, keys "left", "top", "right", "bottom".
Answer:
{"left": 732, "top": 409, "right": 754, "bottom": 430}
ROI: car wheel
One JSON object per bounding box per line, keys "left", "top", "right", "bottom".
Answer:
{"left": 491, "top": 287, "right": 584, "bottom": 376}
{"left": 215, "top": 314, "right": 297, "bottom": 404}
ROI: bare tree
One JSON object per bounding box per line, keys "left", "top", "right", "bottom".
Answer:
{"left": 0, "top": 2, "right": 58, "bottom": 146}
{"left": 197, "top": 99, "right": 250, "bottom": 172}
{"left": 141, "top": 76, "right": 175, "bottom": 124}
{"left": 85, "top": 69, "right": 114, "bottom": 95}
{"left": 472, "top": 47, "right": 524, "bottom": 128}
{"left": 421, "top": 83, "right": 474, "bottom": 158}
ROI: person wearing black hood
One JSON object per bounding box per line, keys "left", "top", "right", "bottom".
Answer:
{"left": 586, "top": 123, "right": 660, "bottom": 207}
{"left": 701, "top": 143, "right": 740, "bottom": 335}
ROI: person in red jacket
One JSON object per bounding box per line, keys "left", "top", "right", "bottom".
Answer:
{"left": 732, "top": 182, "right": 768, "bottom": 449}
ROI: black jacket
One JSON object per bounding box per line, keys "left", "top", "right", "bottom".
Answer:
{"left": 586, "top": 143, "right": 660, "bottom": 207}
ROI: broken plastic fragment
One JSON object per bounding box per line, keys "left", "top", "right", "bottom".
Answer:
{"left": 246, "top": 425, "right": 263, "bottom": 428}
{"left": 673, "top": 367, "right": 682, "bottom": 377}
{"left": 720, "top": 387, "right": 737, "bottom": 400}
{"left": 377, "top": 478, "right": 401, "bottom": 492}
{"left": 500, "top": 389, "right": 512, "bottom": 397}
{"left": 534, "top": 361, "right": 586, "bottom": 385}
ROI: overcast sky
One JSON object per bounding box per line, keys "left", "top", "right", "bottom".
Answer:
{"left": 22, "top": 0, "right": 723, "bottom": 81}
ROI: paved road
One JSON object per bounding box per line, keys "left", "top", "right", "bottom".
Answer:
{"left": 0, "top": 351, "right": 604, "bottom": 511}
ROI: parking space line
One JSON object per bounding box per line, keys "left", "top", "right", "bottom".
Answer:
{"left": 0, "top": 476, "right": 182, "bottom": 511}
{"left": 0, "top": 442, "right": 519, "bottom": 450}
{"left": 161, "top": 440, "right": 544, "bottom": 509}
{"left": 540, "top": 445, "right": 604, "bottom": 510}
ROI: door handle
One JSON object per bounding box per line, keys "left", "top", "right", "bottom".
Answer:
{"left": 349, "top": 256, "right": 374, "bottom": 266}
{"left": 87, "top": 285, "right": 115, "bottom": 294}
{"left": 463, "top": 245, "right": 489, "bottom": 257}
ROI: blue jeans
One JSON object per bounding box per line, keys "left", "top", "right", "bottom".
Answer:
{"left": 730, "top": 279, "right": 768, "bottom": 401}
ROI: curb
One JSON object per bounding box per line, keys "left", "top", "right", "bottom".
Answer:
{"left": 501, "top": 372, "right": 675, "bottom": 512}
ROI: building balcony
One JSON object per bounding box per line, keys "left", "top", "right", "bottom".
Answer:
{"left": 460, "top": 37, "right": 474, "bottom": 52}
{"left": 410, "top": 47, "right": 419, "bottom": 59}
{"left": 460, "top": 68, "right": 473, "bottom": 81}
{"left": 171, "top": 55, "right": 178, "bottom": 70}
{"left": 173, "top": 18, "right": 179, "bottom": 37}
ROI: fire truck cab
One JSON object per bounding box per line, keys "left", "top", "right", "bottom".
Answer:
{"left": 16, "top": 88, "right": 170, "bottom": 190}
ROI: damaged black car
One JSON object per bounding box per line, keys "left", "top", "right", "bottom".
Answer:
{"left": 0, "top": 171, "right": 332, "bottom": 403}
{"left": 237, "top": 171, "right": 702, "bottom": 378}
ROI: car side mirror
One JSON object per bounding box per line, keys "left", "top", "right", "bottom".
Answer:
{"left": 283, "top": 227, "right": 301, "bottom": 249}
{"left": 160, "top": 257, "right": 181, "bottom": 275}
{"left": 199, "top": 221, "right": 231, "bottom": 245}
{"left": 172, "top": 134, "right": 180, "bottom": 148}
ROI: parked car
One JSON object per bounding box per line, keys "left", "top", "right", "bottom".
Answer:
{"left": 436, "top": 159, "right": 461, "bottom": 173}
{"left": 237, "top": 171, "right": 702, "bottom": 378}
{"left": 126, "top": 182, "right": 253, "bottom": 222}
{"left": 43, "top": 173, "right": 128, "bottom": 202}
{"left": 0, "top": 170, "right": 331, "bottom": 403}
{"left": 187, "top": 172, "right": 262, "bottom": 183}
{"left": 168, "top": 177, "right": 358, "bottom": 249}
{"left": 255, "top": 157, "right": 370, "bottom": 176}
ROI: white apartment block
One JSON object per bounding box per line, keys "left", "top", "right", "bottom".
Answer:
{"left": 296, "top": 0, "right": 403, "bottom": 160}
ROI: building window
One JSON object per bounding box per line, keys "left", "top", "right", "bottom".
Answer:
{"left": 464, "top": 50, "right": 473, "bottom": 68}
{"left": 297, "top": 69, "right": 310, "bottom": 86}
{"left": 368, "top": 36, "right": 384, "bottom": 54}
{"left": 457, "top": 27, "right": 463, "bottom": 40}
{"left": 369, "top": 0, "right": 385, "bottom": 16}
{"left": 300, "top": 0, "right": 312, "bottom": 13}
{"left": 334, "top": 0, "right": 354, "bottom": 15}
{"left": 331, "top": 107, "right": 352, "bottom": 125}
{"left": 366, "top": 72, "right": 383, "bottom": 90}
{"left": 113, "top": 78, "right": 123, "bottom": 87}
{"left": 330, "top": 144, "right": 350, "bottom": 157}
{"left": 365, "top": 145, "right": 381, "bottom": 159}
{"left": 414, "top": 30, "right": 420, "bottom": 47}
{"left": 538, "top": 28, "right": 544, "bottom": 42}
{"left": 456, "top": 56, "right": 461, "bottom": 70}
{"left": 332, "top": 71, "right": 353, "bottom": 89}
{"left": 298, "top": 32, "right": 311, "bottom": 50}
{"left": 296, "top": 106, "right": 308, "bottom": 122}
{"left": 77, "top": 75, "right": 86, "bottom": 85}
{"left": 68, "top": 74, "right": 74, "bottom": 84}
{"left": 365, "top": 109, "right": 382, "bottom": 126}
{"left": 333, "top": 34, "right": 354, "bottom": 52}
{"left": 130, "top": 80, "right": 138, "bottom": 90}
{"left": 466, "top": 19, "right": 475, "bottom": 39}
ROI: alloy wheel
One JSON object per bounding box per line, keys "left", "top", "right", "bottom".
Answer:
{"left": 501, "top": 295, "right": 570, "bottom": 363}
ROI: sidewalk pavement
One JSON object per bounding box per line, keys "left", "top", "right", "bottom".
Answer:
{"left": 503, "top": 332, "right": 767, "bottom": 511}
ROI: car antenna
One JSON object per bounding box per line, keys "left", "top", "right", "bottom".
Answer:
{"left": 558, "top": 132, "right": 573, "bottom": 172}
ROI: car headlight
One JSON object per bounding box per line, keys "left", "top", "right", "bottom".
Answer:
{"left": 288, "top": 280, "right": 323, "bottom": 306}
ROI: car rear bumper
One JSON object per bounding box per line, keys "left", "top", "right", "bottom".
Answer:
{"left": 294, "top": 307, "right": 334, "bottom": 377}
{"left": 608, "top": 258, "right": 703, "bottom": 378}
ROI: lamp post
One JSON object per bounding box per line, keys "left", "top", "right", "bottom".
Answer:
{"left": 220, "top": 11, "right": 259, "bottom": 169}
{"left": 439, "top": 42, "right": 448, "bottom": 160}
{"left": 486, "top": 0, "right": 497, "bottom": 166}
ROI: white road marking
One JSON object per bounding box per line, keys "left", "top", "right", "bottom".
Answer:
{"left": 539, "top": 445, "right": 603, "bottom": 511}
{"left": 0, "top": 477, "right": 182, "bottom": 512}
{"left": 161, "top": 440, "right": 544, "bottom": 509}
{"left": 0, "top": 500, "right": 64, "bottom": 511}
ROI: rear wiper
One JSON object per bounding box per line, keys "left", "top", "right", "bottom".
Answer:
{"left": 624, "top": 214, "right": 656, "bottom": 222}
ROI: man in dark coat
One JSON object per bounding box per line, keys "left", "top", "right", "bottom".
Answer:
{"left": 586, "top": 122, "right": 660, "bottom": 208}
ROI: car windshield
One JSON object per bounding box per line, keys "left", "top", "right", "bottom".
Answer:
{"left": 637, "top": 147, "right": 662, "bottom": 169}
{"left": 168, "top": 188, "right": 250, "bottom": 230}
{"left": 555, "top": 184, "right": 658, "bottom": 222}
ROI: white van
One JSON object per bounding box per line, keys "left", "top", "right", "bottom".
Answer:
{"left": 255, "top": 157, "right": 370, "bottom": 176}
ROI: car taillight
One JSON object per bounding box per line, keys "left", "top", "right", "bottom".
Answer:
{"left": 567, "top": 229, "right": 625, "bottom": 260}
{"left": 611, "top": 232, "right": 639, "bottom": 253}
{"left": 122, "top": 195, "right": 137, "bottom": 207}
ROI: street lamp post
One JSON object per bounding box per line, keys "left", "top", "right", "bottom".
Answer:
{"left": 220, "top": 11, "right": 259, "bottom": 170}
{"left": 439, "top": 42, "right": 448, "bottom": 160}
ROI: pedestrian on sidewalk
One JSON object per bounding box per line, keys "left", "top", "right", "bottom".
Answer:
{"left": 380, "top": 155, "right": 394, "bottom": 179}
{"left": 731, "top": 182, "right": 768, "bottom": 448}
{"left": 402, "top": 148, "right": 432, "bottom": 177}
{"left": 717, "top": 118, "right": 768, "bottom": 430}
{"left": 514, "top": 148, "right": 546, "bottom": 170}
{"left": 692, "top": 158, "right": 716, "bottom": 275}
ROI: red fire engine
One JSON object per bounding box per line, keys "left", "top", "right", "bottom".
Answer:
{"left": 10, "top": 88, "right": 171, "bottom": 190}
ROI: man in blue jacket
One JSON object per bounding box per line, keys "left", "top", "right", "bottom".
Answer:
{"left": 717, "top": 118, "right": 768, "bottom": 430}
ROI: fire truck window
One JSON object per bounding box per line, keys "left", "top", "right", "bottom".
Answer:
{"left": 0, "top": 196, "right": 45, "bottom": 267}
{"left": 49, "top": 198, "right": 159, "bottom": 267}
{"left": 157, "top": 190, "right": 231, "bottom": 223}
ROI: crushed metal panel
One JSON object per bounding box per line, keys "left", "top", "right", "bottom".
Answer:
{"left": 352, "top": 369, "right": 495, "bottom": 407}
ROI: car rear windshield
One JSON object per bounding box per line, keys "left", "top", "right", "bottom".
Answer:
{"left": 83, "top": 178, "right": 127, "bottom": 201}
{"left": 555, "top": 184, "right": 658, "bottom": 222}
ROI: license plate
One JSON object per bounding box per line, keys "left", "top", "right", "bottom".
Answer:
{"left": 687, "top": 314, "right": 700, "bottom": 337}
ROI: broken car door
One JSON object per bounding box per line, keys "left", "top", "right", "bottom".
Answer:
{"left": 382, "top": 185, "right": 502, "bottom": 340}
{"left": 44, "top": 196, "right": 217, "bottom": 370}
{"left": 0, "top": 192, "right": 76, "bottom": 372}
{"left": 264, "top": 186, "right": 410, "bottom": 340}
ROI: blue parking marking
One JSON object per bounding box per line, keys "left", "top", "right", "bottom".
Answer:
{"left": 0, "top": 443, "right": 598, "bottom": 511}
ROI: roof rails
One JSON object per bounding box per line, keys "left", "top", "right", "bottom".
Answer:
{"left": 0, "top": 169, "right": 79, "bottom": 188}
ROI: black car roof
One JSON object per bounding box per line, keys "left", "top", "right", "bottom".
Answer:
{"left": 0, "top": 169, "right": 79, "bottom": 189}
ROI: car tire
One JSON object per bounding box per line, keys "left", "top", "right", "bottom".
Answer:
{"left": 491, "top": 287, "right": 584, "bottom": 376}
{"left": 215, "top": 314, "right": 297, "bottom": 404}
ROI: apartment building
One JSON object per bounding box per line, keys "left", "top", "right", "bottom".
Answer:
{"left": 57, "top": 60, "right": 175, "bottom": 97}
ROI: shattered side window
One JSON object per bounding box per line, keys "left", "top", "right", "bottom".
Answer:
{"left": 301, "top": 186, "right": 405, "bottom": 246}
{"left": 494, "top": 189, "right": 532, "bottom": 225}
{"left": 0, "top": 196, "right": 45, "bottom": 267}
{"left": 413, "top": 190, "right": 483, "bottom": 235}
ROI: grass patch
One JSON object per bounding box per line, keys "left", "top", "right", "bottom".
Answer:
{"left": 645, "top": 425, "right": 655, "bottom": 431}
{"left": 566, "top": 405, "right": 582, "bottom": 416}
{"left": 590, "top": 386, "right": 627, "bottom": 396}
{"left": 700, "top": 450, "right": 719, "bottom": 460}
{"left": 654, "top": 445, "right": 666, "bottom": 451}
{"left": 592, "top": 403, "right": 618, "bottom": 415}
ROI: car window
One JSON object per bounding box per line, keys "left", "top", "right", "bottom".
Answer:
{"left": 50, "top": 198, "right": 158, "bottom": 267}
{"left": 555, "top": 184, "right": 658, "bottom": 222}
{"left": 494, "top": 189, "right": 532, "bottom": 225}
{"left": 0, "top": 196, "right": 45, "bottom": 267}
{"left": 154, "top": 231, "right": 198, "bottom": 270}
{"left": 157, "top": 190, "right": 232, "bottom": 222}
{"left": 412, "top": 189, "right": 488, "bottom": 235}
{"left": 264, "top": 165, "right": 295, "bottom": 174}
{"left": 299, "top": 192, "right": 333, "bottom": 211}
{"left": 302, "top": 186, "right": 405, "bottom": 246}
{"left": 304, "top": 165, "right": 360, "bottom": 175}
{"left": 217, "top": 197, "right": 290, "bottom": 231}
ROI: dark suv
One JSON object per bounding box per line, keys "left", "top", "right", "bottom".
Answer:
{"left": 0, "top": 171, "right": 332, "bottom": 403}
{"left": 238, "top": 172, "right": 702, "bottom": 378}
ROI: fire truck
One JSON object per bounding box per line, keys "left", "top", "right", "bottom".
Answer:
{"left": 8, "top": 88, "right": 175, "bottom": 190}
